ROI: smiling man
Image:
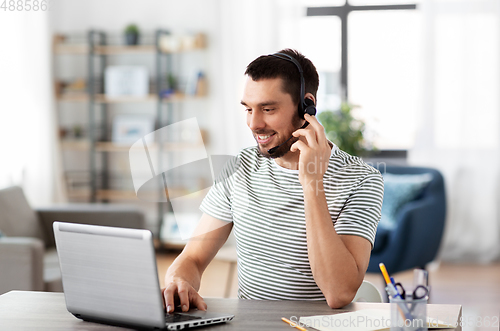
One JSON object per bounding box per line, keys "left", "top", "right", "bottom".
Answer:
{"left": 163, "top": 49, "right": 384, "bottom": 311}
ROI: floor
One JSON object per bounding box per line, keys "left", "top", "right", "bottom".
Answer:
{"left": 157, "top": 251, "right": 500, "bottom": 331}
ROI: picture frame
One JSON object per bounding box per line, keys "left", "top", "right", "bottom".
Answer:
{"left": 105, "top": 66, "right": 149, "bottom": 97}
{"left": 112, "top": 114, "right": 154, "bottom": 145}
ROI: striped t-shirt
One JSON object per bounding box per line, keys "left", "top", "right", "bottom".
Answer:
{"left": 200, "top": 144, "right": 384, "bottom": 300}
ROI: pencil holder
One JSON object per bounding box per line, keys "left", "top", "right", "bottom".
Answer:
{"left": 390, "top": 295, "right": 428, "bottom": 331}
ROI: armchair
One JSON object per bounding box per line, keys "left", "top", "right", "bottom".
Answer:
{"left": 367, "top": 166, "right": 446, "bottom": 275}
{"left": 0, "top": 186, "right": 145, "bottom": 294}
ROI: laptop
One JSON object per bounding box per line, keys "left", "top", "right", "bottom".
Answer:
{"left": 53, "top": 221, "right": 234, "bottom": 330}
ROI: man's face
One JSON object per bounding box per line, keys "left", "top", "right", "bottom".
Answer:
{"left": 241, "top": 77, "right": 303, "bottom": 159}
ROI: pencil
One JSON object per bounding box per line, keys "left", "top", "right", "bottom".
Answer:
{"left": 379, "top": 263, "right": 391, "bottom": 285}
{"left": 282, "top": 317, "right": 308, "bottom": 331}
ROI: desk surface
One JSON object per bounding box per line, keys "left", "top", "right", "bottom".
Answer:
{"left": 0, "top": 291, "right": 462, "bottom": 331}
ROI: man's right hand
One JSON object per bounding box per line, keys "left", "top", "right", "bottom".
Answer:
{"left": 162, "top": 278, "right": 207, "bottom": 313}
{"left": 162, "top": 214, "right": 233, "bottom": 314}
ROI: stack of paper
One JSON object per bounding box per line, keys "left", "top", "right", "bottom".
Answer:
{"left": 299, "top": 309, "right": 456, "bottom": 331}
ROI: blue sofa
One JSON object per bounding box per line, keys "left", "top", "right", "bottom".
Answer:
{"left": 367, "top": 166, "right": 446, "bottom": 275}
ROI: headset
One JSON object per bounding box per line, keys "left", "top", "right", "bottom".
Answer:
{"left": 269, "top": 52, "right": 317, "bottom": 118}
{"left": 267, "top": 52, "right": 317, "bottom": 155}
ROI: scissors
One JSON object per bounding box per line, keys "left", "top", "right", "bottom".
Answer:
{"left": 394, "top": 283, "right": 429, "bottom": 315}
{"left": 393, "top": 283, "right": 429, "bottom": 300}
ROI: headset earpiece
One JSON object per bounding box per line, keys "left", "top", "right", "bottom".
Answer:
{"left": 303, "top": 98, "right": 316, "bottom": 117}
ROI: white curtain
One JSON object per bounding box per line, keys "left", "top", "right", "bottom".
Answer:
{"left": 0, "top": 11, "right": 66, "bottom": 205}
{"left": 210, "top": 0, "right": 283, "bottom": 156}
{"left": 410, "top": 0, "right": 500, "bottom": 263}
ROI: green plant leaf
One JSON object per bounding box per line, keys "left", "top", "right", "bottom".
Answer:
{"left": 125, "top": 24, "right": 140, "bottom": 34}
{"left": 318, "top": 102, "right": 372, "bottom": 156}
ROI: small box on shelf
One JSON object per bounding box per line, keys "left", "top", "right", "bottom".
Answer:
{"left": 158, "top": 32, "right": 206, "bottom": 53}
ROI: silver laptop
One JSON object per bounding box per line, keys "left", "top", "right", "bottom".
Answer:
{"left": 53, "top": 222, "right": 234, "bottom": 330}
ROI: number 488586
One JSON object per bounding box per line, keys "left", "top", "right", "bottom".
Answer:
{"left": 1, "top": 0, "right": 51, "bottom": 11}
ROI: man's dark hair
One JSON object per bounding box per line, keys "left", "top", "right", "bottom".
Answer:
{"left": 244, "top": 49, "right": 319, "bottom": 108}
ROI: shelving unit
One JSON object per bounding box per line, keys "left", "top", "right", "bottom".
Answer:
{"left": 53, "top": 30, "right": 209, "bottom": 244}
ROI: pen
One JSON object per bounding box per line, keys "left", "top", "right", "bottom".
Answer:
{"left": 282, "top": 317, "right": 308, "bottom": 331}
{"left": 390, "top": 276, "right": 403, "bottom": 298}
{"left": 379, "top": 263, "right": 413, "bottom": 320}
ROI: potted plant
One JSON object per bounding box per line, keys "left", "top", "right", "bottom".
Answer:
{"left": 318, "top": 102, "right": 373, "bottom": 157}
{"left": 124, "top": 24, "right": 140, "bottom": 45}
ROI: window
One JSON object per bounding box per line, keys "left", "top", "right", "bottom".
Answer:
{"left": 282, "top": 1, "right": 422, "bottom": 149}
{"left": 349, "top": 10, "right": 421, "bottom": 149}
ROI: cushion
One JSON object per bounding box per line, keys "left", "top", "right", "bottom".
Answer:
{"left": 373, "top": 226, "right": 391, "bottom": 253}
{"left": 44, "top": 248, "right": 63, "bottom": 292}
{"left": 0, "top": 186, "right": 45, "bottom": 242}
{"left": 378, "top": 173, "right": 433, "bottom": 230}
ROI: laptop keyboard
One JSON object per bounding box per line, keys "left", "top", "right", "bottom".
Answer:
{"left": 165, "top": 313, "right": 202, "bottom": 323}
